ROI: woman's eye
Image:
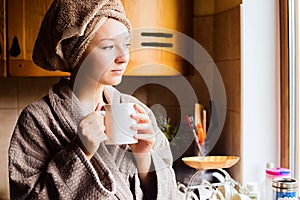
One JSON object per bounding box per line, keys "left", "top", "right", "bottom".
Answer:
{"left": 102, "top": 45, "right": 114, "bottom": 50}
{"left": 124, "top": 43, "right": 130, "bottom": 48}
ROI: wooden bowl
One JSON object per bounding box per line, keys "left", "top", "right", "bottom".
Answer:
{"left": 182, "top": 156, "right": 240, "bottom": 170}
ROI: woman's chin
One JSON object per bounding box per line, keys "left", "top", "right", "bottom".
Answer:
{"left": 101, "top": 77, "right": 123, "bottom": 86}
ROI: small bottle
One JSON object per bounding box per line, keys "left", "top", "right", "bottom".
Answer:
{"left": 262, "top": 162, "right": 275, "bottom": 199}
{"left": 246, "top": 182, "right": 259, "bottom": 200}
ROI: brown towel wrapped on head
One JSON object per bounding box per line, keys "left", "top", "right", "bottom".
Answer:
{"left": 32, "top": 0, "right": 131, "bottom": 72}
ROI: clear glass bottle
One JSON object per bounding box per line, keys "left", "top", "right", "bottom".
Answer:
{"left": 261, "top": 163, "right": 275, "bottom": 200}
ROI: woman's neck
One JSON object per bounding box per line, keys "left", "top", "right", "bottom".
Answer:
{"left": 69, "top": 71, "right": 106, "bottom": 114}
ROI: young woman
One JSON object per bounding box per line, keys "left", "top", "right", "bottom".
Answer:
{"left": 8, "top": 0, "right": 177, "bottom": 199}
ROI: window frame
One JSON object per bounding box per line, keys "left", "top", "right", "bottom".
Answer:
{"left": 281, "top": 0, "right": 300, "bottom": 180}
{"left": 280, "top": 0, "right": 290, "bottom": 169}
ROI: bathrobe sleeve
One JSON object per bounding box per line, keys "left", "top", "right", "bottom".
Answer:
{"left": 150, "top": 132, "right": 178, "bottom": 200}
{"left": 8, "top": 102, "right": 117, "bottom": 200}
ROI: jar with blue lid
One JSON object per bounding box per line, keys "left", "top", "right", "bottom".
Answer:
{"left": 272, "top": 177, "right": 297, "bottom": 200}
{"left": 263, "top": 166, "right": 291, "bottom": 199}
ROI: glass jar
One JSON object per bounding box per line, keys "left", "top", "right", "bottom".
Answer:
{"left": 272, "top": 177, "right": 297, "bottom": 199}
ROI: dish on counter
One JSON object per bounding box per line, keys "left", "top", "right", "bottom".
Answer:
{"left": 182, "top": 156, "right": 240, "bottom": 170}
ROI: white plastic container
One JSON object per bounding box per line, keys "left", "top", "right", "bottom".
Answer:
{"left": 262, "top": 163, "right": 291, "bottom": 200}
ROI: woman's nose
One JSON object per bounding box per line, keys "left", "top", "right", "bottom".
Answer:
{"left": 114, "top": 45, "right": 130, "bottom": 63}
{"left": 115, "top": 52, "right": 129, "bottom": 64}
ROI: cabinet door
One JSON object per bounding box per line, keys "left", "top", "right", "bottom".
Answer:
{"left": 0, "top": 0, "right": 6, "bottom": 77}
{"left": 7, "top": 0, "right": 69, "bottom": 77}
{"left": 121, "top": 0, "right": 192, "bottom": 76}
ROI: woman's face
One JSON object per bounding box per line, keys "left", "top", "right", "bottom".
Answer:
{"left": 79, "top": 18, "right": 130, "bottom": 86}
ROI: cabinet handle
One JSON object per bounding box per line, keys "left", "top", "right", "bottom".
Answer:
{"left": 10, "top": 36, "right": 21, "bottom": 57}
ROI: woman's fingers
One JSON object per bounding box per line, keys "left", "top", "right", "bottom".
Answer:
{"left": 131, "top": 113, "right": 149, "bottom": 123}
{"left": 80, "top": 111, "right": 103, "bottom": 126}
{"left": 128, "top": 104, "right": 156, "bottom": 154}
{"left": 134, "top": 133, "right": 154, "bottom": 140}
{"left": 133, "top": 103, "right": 146, "bottom": 114}
{"left": 78, "top": 111, "right": 106, "bottom": 156}
{"left": 131, "top": 123, "right": 151, "bottom": 131}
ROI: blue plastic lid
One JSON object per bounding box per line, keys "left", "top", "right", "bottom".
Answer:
{"left": 266, "top": 167, "right": 291, "bottom": 176}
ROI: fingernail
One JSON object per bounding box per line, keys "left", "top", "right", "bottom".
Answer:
{"left": 133, "top": 134, "right": 139, "bottom": 139}
{"left": 131, "top": 113, "right": 137, "bottom": 118}
{"left": 131, "top": 124, "right": 137, "bottom": 129}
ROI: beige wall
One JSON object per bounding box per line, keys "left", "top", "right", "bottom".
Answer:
{"left": 0, "top": 77, "right": 59, "bottom": 199}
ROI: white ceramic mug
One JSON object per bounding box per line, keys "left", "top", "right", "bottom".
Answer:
{"left": 103, "top": 103, "right": 138, "bottom": 144}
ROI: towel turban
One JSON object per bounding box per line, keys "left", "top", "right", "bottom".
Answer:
{"left": 32, "top": 0, "right": 131, "bottom": 72}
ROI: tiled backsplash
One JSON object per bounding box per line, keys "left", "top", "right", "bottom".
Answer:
{"left": 193, "top": 5, "right": 241, "bottom": 180}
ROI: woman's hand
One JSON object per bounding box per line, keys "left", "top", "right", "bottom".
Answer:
{"left": 77, "top": 111, "right": 107, "bottom": 159}
{"left": 129, "top": 104, "right": 156, "bottom": 154}
{"left": 129, "top": 104, "right": 157, "bottom": 190}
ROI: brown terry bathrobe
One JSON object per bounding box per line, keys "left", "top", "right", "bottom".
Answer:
{"left": 9, "top": 78, "right": 177, "bottom": 200}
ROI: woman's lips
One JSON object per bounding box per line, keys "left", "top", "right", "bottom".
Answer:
{"left": 111, "top": 68, "right": 124, "bottom": 75}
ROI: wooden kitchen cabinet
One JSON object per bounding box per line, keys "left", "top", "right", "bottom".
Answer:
{"left": 0, "top": 0, "right": 6, "bottom": 77}
{"left": 121, "top": 0, "right": 192, "bottom": 76}
{"left": 2, "top": 0, "right": 192, "bottom": 77}
{"left": 3, "top": 0, "right": 69, "bottom": 77}
{"left": 194, "top": 0, "right": 243, "bottom": 16}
